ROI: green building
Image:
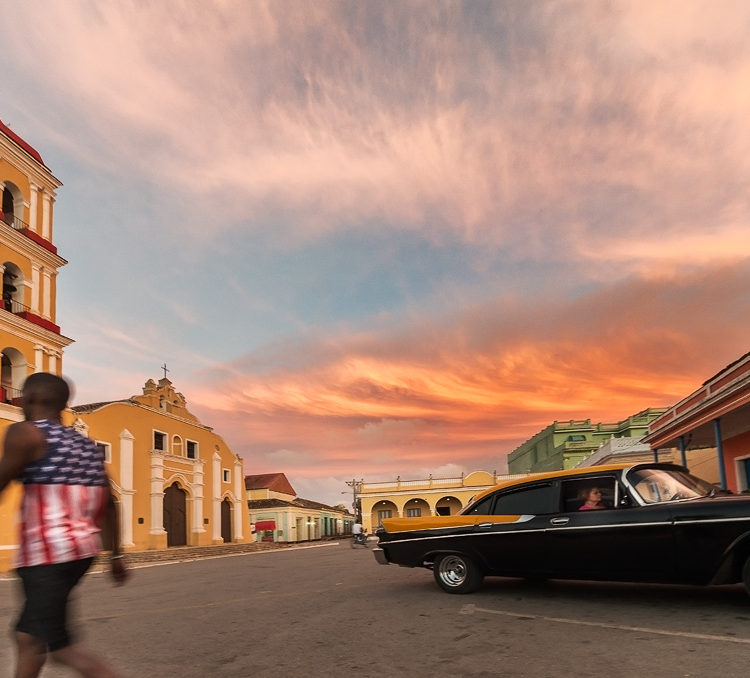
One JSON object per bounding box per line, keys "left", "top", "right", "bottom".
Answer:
{"left": 507, "top": 408, "right": 668, "bottom": 474}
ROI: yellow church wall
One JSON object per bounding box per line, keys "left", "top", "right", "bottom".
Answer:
{"left": 69, "top": 394, "right": 250, "bottom": 553}
{"left": 0, "top": 162, "right": 31, "bottom": 201}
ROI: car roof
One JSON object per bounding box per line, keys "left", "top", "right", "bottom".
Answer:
{"left": 468, "top": 463, "right": 634, "bottom": 505}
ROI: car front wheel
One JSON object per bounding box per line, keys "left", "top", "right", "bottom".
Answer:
{"left": 433, "top": 554, "right": 483, "bottom": 594}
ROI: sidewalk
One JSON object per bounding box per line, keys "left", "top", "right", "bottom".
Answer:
{"left": 1, "top": 540, "right": 340, "bottom": 579}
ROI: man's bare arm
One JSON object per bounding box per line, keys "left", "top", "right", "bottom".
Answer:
{"left": 0, "top": 422, "right": 45, "bottom": 495}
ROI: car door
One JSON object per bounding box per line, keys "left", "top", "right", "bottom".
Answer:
{"left": 546, "top": 475, "right": 676, "bottom": 582}
{"left": 467, "top": 482, "right": 556, "bottom": 577}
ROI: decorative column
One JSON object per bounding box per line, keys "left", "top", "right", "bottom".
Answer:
{"left": 119, "top": 429, "right": 135, "bottom": 547}
{"left": 34, "top": 345, "right": 44, "bottom": 373}
{"left": 28, "top": 184, "right": 38, "bottom": 233}
{"left": 48, "top": 351, "right": 57, "bottom": 375}
{"left": 233, "top": 458, "right": 244, "bottom": 540}
{"left": 149, "top": 452, "right": 167, "bottom": 547}
{"left": 192, "top": 460, "right": 206, "bottom": 537}
{"left": 42, "top": 268, "right": 51, "bottom": 319}
{"left": 41, "top": 192, "right": 51, "bottom": 241}
{"left": 212, "top": 453, "right": 221, "bottom": 543}
{"left": 31, "top": 264, "right": 40, "bottom": 314}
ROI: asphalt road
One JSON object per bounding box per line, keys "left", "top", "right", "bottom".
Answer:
{"left": 1, "top": 540, "right": 750, "bottom": 677}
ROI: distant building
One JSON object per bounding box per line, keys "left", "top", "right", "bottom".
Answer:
{"left": 507, "top": 408, "right": 668, "bottom": 474}
{"left": 357, "top": 470, "right": 525, "bottom": 534}
{"left": 246, "top": 472, "right": 354, "bottom": 543}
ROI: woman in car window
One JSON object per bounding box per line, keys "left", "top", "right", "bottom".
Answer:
{"left": 578, "top": 486, "right": 606, "bottom": 510}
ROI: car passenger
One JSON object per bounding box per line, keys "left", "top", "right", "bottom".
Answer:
{"left": 578, "top": 486, "right": 606, "bottom": 510}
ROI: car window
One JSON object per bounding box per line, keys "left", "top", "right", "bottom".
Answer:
{"left": 462, "top": 495, "right": 495, "bottom": 515}
{"left": 491, "top": 483, "right": 556, "bottom": 515}
{"left": 560, "top": 476, "right": 617, "bottom": 512}
{"left": 627, "top": 468, "right": 715, "bottom": 504}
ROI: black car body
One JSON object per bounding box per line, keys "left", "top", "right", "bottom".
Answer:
{"left": 373, "top": 463, "right": 750, "bottom": 595}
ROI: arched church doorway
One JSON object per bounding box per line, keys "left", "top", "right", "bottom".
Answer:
{"left": 163, "top": 482, "right": 187, "bottom": 547}
{"left": 221, "top": 498, "right": 232, "bottom": 543}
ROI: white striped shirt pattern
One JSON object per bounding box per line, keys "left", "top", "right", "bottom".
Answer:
{"left": 16, "top": 420, "right": 109, "bottom": 567}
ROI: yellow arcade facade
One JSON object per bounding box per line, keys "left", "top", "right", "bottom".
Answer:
{"left": 358, "top": 471, "right": 526, "bottom": 534}
{"left": 70, "top": 377, "right": 249, "bottom": 554}
{"left": 0, "top": 118, "right": 72, "bottom": 572}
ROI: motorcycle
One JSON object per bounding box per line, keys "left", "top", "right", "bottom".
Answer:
{"left": 351, "top": 532, "right": 369, "bottom": 547}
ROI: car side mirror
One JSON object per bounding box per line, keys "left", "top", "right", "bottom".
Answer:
{"left": 618, "top": 496, "right": 632, "bottom": 508}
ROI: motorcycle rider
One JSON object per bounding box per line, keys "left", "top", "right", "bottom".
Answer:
{"left": 352, "top": 519, "right": 368, "bottom": 546}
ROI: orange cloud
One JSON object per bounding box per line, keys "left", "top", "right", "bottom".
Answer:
{"left": 189, "top": 261, "right": 750, "bottom": 479}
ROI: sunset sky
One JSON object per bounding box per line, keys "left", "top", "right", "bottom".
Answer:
{"left": 2, "top": 1, "right": 750, "bottom": 506}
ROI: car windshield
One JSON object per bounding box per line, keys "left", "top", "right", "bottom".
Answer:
{"left": 627, "top": 468, "right": 716, "bottom": 504}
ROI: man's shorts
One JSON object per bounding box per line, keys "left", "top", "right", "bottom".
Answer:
{"left": 14, "top": 557, "right": 94, "bottom": 651}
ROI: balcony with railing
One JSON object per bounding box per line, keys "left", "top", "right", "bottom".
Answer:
{"left": 0, "top": 384, "right": 22, "bottom": 406}
{"left": 0, "top": 212, "right": 57, "bottom": 254}
{"left": 1, "top": 296, "right": 60, "bottom": 333}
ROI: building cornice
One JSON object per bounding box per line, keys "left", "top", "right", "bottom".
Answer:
{"left": 0, "top": 136, "right": 62, "bottom": 190}
{"left": 0, "top": 224, "right": 67, "bottom": 268}
{"left": 0, "top": 311, "right": 73, "bottom": 347}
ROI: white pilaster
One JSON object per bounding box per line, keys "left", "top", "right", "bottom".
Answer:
{"left": 41, "top": 192, "right": 51, "bottom": 240}
{"left": 48, "top": 351, "right": 57, "bottom": 374}
{"left": 192, "top": 460, "right": 206, "bottom": 535}
{"left": 42, "top": 268, "right": 51, "bottom": 319}
{"left": 29, "top": 184, "right": 38, "bottom": 233}
{"left": 34, "top": 344, "right": 44, "bottom": 373}
{"left": 233, "top": 458, "right": 244, "bottom": 540}
{"left": 212, "top": 453, "right": 221, "bottom": 541}
{"left": 150, "top": 453, "right": 166, "bottom": 535}
{"left": 119, "top": 429, "right": 135, "bottom": 547}
{"left": 31, "top": 264, "right": 40, "bottom": 314}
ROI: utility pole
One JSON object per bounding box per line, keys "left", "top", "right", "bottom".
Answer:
{"left": 344, "top": 478, "right": 361, "bottom": 520}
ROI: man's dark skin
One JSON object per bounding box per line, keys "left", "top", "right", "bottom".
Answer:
{"left": 0, "top": 375, "right": 129, "bottom": 678}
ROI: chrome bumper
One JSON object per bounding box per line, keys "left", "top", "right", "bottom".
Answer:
{"left": 373, "top": 547, "right": 389, "bottom": 565}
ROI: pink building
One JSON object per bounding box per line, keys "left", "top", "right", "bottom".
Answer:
{"left": 644, "top": 351, "right": 750, "bottom": 492}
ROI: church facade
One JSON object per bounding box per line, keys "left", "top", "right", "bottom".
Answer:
{"left": 71, "top": 376, "right": 248, "bottom": 553}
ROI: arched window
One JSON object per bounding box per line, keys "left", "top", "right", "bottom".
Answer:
{"left": 172, "top": 435, "right": 183, "bottom": 456}
{"left": 1, "top": 182, "right": 24, "bottom": 228}
{"left": 0, "top": 347, "right": 26, "bottom": 402}
{"left": 2, "top": 261, "right": 23, "bottom": 313}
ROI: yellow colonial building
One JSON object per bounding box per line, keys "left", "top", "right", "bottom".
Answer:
{"left": 358, "top": 471, "right": 525, "bottom": 534}
{"left": 0, "top": 118, "right": 73, "bottom": 571}
{"left": 71, "top": 376, "right": 249, "bottom": 553}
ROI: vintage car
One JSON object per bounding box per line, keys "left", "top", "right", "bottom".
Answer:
{"left": 373, "top": 463, "right": 750, "bottom": 595}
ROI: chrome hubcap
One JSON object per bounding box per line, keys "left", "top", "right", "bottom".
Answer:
{"left": 438, "top": 556, "right": 467, "bottom": 587}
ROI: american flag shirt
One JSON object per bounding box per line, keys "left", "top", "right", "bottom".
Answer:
{"left": 16, "top": 420, "right": 109, "bottom": 567}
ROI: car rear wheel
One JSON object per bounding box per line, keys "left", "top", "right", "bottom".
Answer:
{"left": 433, "top": 554, "right": 483, "bottom": 594}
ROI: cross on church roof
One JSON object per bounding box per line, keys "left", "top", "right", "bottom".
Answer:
{"left": 161, "top": 363, "right": 169, "bottom": 379}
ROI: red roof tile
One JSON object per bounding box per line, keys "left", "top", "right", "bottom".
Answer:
{"left": 244, "top": 472, "right": 296, "bottom": 496}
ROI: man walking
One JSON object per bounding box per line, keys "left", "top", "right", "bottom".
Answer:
{"left": 0, "top": 372, "right": 129, "bottom": 677}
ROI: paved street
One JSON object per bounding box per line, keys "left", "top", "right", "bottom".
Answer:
{"left": 1, "top": 541, "right": 750, "bottom": 677}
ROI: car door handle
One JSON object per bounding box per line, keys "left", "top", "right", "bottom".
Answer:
{"left": 549, "top": 517, "right": 569, "bottom": 526}
{"left": 477, "top": 523, "right": 494, "bottom": 529}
